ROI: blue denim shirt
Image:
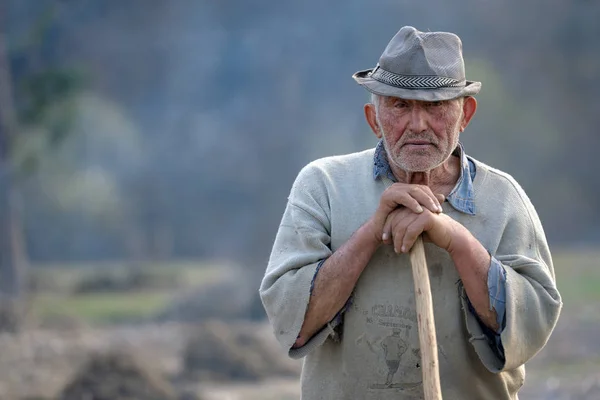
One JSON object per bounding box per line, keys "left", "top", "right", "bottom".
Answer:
{"left": 309, "top": 141, "right": 506, "bottom": 355}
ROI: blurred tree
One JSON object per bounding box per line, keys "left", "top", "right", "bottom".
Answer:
{"left": 0, "top": 0, "right": 82, "bottom": 330}
{"left": 27, "top": 93, "right": 145, "bottom": 261}
{"left": 0, "top": 0, "right": 29, "bottom": 331}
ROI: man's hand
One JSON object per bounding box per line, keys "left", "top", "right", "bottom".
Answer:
{"left": 382, "top": 207, "right": 459, "bottom": 254}
{"left": 365, "top": 183, "right": 445, "bottom": 245}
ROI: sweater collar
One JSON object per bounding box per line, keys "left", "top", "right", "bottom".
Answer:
{"left": 373, "top": 140, "right": 476, "bottom": 215}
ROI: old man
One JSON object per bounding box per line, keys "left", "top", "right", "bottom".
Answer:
{"left": 260, "top": 26, "right": 562, "bottom": 399}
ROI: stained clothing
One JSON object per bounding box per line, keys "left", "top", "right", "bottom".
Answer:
{"left": 260, "top": 148, "right": 562, "bottom": 399}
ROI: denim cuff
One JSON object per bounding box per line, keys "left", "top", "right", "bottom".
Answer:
{"left": 466, "top": 256, "right": 507, "bottom": 360}
{"left": 488, "top": 256, "right": 507, "bottom": 334}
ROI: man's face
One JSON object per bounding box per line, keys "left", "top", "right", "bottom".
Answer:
{"left": 373, "top": 97, "right": 466, "bottom": 172}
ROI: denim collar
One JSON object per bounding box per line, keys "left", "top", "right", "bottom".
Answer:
{"left": 373, "top": 140, "right": 476, "bottom": 215}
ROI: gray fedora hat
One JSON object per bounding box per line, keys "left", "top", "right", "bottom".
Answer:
{"left": 353, "top": 26, "right": 481, "bottom": 101}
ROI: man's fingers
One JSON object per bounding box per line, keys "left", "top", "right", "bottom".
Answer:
{"left": 402, "top": 217, "right": 425, "bottom": 252}
{"left": 435, "top": 193, "right": 445, "bottom": 205}
{"left": 382, "top": 185, "right": 442, "bottom": 214}
{"left": 384, "top": 209, "right": 449, "bottom": 253}
{"left": 382, "top": 215, "right": 394, "bottom": 244}
{"left": 380, "top": 193, "right": 422, "bottom": 215}
{"left": 393, "top": 224, "right": 405, "bottom": 253}
{"left": 402, "top": 195, "right": 425, "bottom": 214}
{"left": 411, "top": 187, "right": 442, "bottom": 213}
{"left": 388, "top": 211, "right": 430, "bottom": 253}
{"left": 390, "top": 211, "right": 417, "bottom": 253}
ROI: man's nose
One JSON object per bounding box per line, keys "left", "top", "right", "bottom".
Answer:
{"left": 408, "top": 106, "right": 428, "bottom": 133}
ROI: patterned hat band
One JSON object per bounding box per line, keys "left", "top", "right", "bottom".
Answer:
{"left": 369, "top": 65, "right": 465, "bottom": 89}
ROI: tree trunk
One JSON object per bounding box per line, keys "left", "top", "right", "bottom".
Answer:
{"left": 0, "top": 10, "right": 29, "bottom": 332}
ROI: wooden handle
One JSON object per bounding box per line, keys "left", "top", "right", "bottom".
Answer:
{"left": 409, "top": 236, "right": 442, "bottom": 400}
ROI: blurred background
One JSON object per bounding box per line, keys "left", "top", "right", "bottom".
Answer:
{"left": 0, "top": 1, "right": 598, "bottom": 399}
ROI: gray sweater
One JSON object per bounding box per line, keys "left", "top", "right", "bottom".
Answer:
{"left": 260, "top": 148, "right": 562, "bottom": 400}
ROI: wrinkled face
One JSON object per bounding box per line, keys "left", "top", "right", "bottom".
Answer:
{"left": 373, "top": 96, "right": 465, "bottom": 172}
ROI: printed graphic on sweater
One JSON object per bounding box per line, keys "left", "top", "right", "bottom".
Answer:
{"left": 381, "top": 329, "right": 408, "bottom": 385}
{"left": 354, "top": 301, "right": 424, "bottom": 394}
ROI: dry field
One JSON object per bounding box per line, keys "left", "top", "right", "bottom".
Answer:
{"left": 0, "top": 249, "right": 596, "bottom": 399}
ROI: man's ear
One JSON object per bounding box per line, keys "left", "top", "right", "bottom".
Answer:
{"left": 460, "top": 96, "right": 477, "bottom": 132}
{"left": 365, "top": 103, "right": 382, "bottom": 138}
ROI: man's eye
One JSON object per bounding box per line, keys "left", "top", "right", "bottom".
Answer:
{"left": 394, "top": 102, "right": 408, "bottom": 108}
{"left": 427, "top": 101, "right": 443, "bottom": 107}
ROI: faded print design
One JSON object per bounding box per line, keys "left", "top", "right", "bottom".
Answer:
{"left": 353, "top": 301, "right": 424, "bottom": 396}
{"left": 381, "top": 328, "right": 408, "bottom": 385}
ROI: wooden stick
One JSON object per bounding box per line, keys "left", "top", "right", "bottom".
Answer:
{"left": 409, "top": 236, "right": 442, "bottom": 400}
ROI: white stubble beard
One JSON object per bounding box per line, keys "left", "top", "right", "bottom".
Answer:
{"left": 378, "top": 115, "right": 461, "bottom": 173}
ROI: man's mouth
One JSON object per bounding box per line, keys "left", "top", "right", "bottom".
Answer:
{"left": 403, "top": 140, "right": 434, "bottom": 147}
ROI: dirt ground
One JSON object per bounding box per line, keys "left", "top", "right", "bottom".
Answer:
{"left": 0, "top": 307, "right": 596, "bottom": 400}
{"left": 198, "top": 306, "right": 600, "bottom": 400}
{"left": 518, "top": 305, "right": 600, "bottom": 400}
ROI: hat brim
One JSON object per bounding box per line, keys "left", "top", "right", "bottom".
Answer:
{"left": 353, "top": 69, "right": 481, "bottom": 101}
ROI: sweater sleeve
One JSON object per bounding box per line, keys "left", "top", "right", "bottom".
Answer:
{"left": 461, "top": 181, "right": 562, "bottom": 373}
{"left": 259, "top": 163, "right": 335, "bottom": 357}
